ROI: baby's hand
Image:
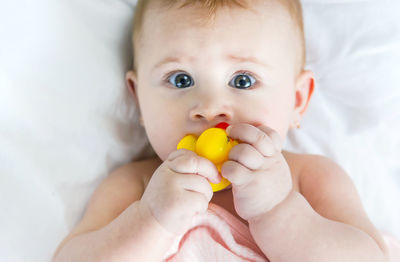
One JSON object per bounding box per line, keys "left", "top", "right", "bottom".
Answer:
{"left": 140, "top": 149, "right": 220, "bottom": 235}
{"left": 222, "top": 124, "right": 292, "bottom": 221}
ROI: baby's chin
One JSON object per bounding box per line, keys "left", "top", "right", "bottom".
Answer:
{"left": 155, "top": 151, "right": 168, "bottom": 162}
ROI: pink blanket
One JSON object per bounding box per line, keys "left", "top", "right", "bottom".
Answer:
{"left": 164, "top": 203, "right": 400, "bottom": 262}
{"left": 164, "top": 203, "right": 268, "bottom": 261}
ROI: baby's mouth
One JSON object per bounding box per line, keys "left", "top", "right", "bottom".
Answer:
{"left": 214, "top": 122, "right": 230, "bottom": 130}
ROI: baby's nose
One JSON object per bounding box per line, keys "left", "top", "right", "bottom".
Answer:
{"left": 189, "top": 102, "right": 233, "bottom": 123}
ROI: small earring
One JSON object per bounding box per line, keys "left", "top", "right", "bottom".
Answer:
{"left": 296, "top": 122, "right": 301, "bottom": 129}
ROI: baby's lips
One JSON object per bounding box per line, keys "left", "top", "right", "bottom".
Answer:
{"left": 215, "top": 122, "right": 230, "bottom": 130}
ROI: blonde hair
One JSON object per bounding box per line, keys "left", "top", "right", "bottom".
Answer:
{"left": 131, "top": 0, "right": 305, "bottom": 71}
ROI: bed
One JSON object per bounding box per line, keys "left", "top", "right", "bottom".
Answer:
{"left": 0, "top": 0, "right": 399, "bottom": 261}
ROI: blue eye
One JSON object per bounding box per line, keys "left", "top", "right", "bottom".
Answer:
{"left": 168, "top": 72, "right": 194, "bottom": 88}
{"left": 230, "top": 73, "right": 256, "bottom": 89}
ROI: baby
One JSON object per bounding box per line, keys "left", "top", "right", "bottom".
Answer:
{"left": 53, "top": 0, "right": 390, "bottom": 261}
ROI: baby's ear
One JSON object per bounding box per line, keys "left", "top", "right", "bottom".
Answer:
{"left": 125, "top": 70, "right": 139, "bottom": 104}
{"left": 291, "top": 70, "right": 315, "bottom": 128}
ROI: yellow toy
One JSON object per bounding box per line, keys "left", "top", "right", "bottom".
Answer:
{"left": 177, "top": 122, "right": 238, "bottom": 192}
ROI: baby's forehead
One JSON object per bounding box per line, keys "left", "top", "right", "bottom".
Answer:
{"left": 141, "top": 1, "right": 295, "bottom": 42}
{"left": 145, "top": 0, "right": 292, "bottom": 26}
{"left": 133, "top": 0, "right": 304, "bottom": 73}
{"left": 143, "top": 3, "right": 295, "bottom": 48}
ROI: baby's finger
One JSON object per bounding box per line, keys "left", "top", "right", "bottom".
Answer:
{"left": 227, "top": 123, "right": 277, "bottom": 157}
{"left": 221, "top": 160, "right": 252, "bottom": 186}
{"left": 257, "top": 125, "right": 282, "bottom": 152}
{"left": 228, "top": 143, "right": 264, "bottom": 170}
{"left": 169, "top": 153, "right": 221, "bottom": 184}
{"left": 180, "top": 174, "right": 213, "bottom": 202}
{"left": 167, "top": 148, "right": 190, "bottom": 161}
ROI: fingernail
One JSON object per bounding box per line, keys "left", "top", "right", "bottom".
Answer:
{"left": 226, "top": 126, "right": 232, "bottom": 135}
{"left": 217, "top": 173, "right": 222, "bottom": 183}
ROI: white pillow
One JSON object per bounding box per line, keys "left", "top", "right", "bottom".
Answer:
{"left": 285, "top": 0, "right": 400, "bottom": 238}
{"left": 0, "top": 0, "right": 399, "bottom": 261}
{"left": 0, "top": 0, "right": 151, "bottom": 261}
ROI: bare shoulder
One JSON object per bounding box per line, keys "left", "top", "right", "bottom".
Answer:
{"left": 283, "top": 151, "right": 358, "bottom": 215}
{"left": 282, "top": 151, "right": 342, "bottom": 192}
{"left": 288, "top": 152, "right": 354, "bottom": 213}
{"left": 57, "top": 157, "right": 162, "bottom": 247}
{"left": 284, "top": 151, "right": 388, "bottom": 254}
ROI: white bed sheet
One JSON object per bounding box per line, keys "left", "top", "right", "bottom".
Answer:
{"left": 0, "top": 0, "right": 399, "bottom": 261}
{"left": 285, "top": 0, "right": 400, "bottom": 238}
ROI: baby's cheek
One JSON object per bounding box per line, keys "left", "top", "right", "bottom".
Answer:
{"left": 259, "top": 114, "right": 290, "bottom": 144}
{"left": 152, "top": 136, "right": 179, "bottom": 161}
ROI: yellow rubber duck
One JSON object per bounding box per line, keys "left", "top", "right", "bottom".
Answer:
{"left": 177, "top": 122, "right": 238, "bottom": 192}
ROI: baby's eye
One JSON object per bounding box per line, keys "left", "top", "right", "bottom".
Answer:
{"left": 229, "top": 73, "right": 256, "bottom": 89}
{"left": 168, "top": 72, "right": 194, "bottom": 88}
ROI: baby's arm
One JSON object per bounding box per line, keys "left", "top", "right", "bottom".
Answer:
{"left": 52, "top": 159, "right": 176, "bottom": 262}
{"left": 53, "top": 149, "right": 219, "bottom": 262}
{"left": 249, "top": 155, "right": 390, "bottom": 262}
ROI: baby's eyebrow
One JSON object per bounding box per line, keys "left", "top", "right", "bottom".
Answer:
{"left": 152, "top": 56, "right": 194, "bottom": 71}
{"left": 152, "top": 54, "right": 270, "bottom": 72}
{"left": 227, "top": 55, "right": 270, "bottom": 68}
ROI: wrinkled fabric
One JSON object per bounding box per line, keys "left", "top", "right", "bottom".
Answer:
{"left": 164, "top": 203, "right": 268, "bottom": 262}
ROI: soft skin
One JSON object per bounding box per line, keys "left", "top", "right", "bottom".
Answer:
{"left": 131, "top": 0, "right": 307, "bottom": 161}
{"left": 53, "top": 1, "right": 389, "bottom": 261}
{"left": 223, "top": 123, "right": 389, "bottom": 261}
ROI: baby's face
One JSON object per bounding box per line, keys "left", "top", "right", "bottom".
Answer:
{"left": 131, "top": 1, "right": 308, "bottom": 161}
